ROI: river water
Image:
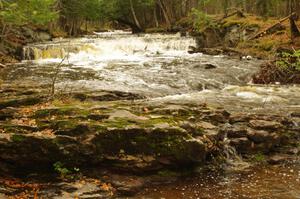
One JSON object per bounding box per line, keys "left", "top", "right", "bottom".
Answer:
{"left": 136, "top": 163, "right": 300, "bottom": 199}
{"left": 1, "top": 32, "right": 300, "bottom": 198}
{"left": 2, "top": 31, "right": 300, "bottom": 114}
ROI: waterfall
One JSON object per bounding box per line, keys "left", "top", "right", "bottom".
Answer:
{"left": 22, "top": 33, "right": 196, "bottom": 61}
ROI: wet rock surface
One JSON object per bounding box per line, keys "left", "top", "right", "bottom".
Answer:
{"left": 0, "top": 86, "right": 299, "bottom": 175}
{"left": 0, "top": 79, "right": 299, "bottom": 198}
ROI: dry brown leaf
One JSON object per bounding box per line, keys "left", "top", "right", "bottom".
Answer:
{"left": 100, "top": 183, "right": 112, "bottom": 191}
{"left": 11, "top": 118, "right": 37, "bottom": 127}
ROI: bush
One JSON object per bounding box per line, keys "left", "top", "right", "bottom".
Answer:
{"left": 276, "top": 50, "right": 300, "bottom": 71}
{"left": 189, "top": 8, "right": 216, "bottom": 32}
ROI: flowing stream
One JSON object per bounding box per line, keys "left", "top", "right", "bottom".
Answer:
{"left": 1, "top": 31, "right": 300, "bottom": 114}
{"left": 1, "top": 31, "right": 300, "bottom": 198}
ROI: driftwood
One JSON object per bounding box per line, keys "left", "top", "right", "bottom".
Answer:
{"left": 250, "top": 12, "right": 298, "bottom": 40}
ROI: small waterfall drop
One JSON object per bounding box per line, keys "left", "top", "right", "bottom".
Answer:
{"left": 222, "top": 134, "right": 250, "bottom": 172}
{"left": 22, "top": 33, "right": 197, "bottom": 61}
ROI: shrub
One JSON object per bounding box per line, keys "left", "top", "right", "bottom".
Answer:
{"left": 276, "top": 50, "right": 300, "bottom": 71}
{"left": 189, "top": 8, "right": 217, "bottom": 32}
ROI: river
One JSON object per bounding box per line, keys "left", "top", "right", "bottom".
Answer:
{"left": 1, "top": 31, "right": 300, "bottom": 198}
{"left": 2, "top": 31, "right": 300, "bottom": 114}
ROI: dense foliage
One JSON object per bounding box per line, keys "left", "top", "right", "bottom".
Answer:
{"left": 0, "top": 0, "right": 300, "bottom": 36}
{"left": 0, "top": 0, "right": 57, "bottom": 42}
{"left": 277, "top": 50, "right": 300, "bottom": 71}
{"left": 0, "top": 0, "right": 57, "bottom": 26}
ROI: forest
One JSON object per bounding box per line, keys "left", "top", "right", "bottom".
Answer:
{"left": 1, "top": 0, "right": 300, "bottom": 35}
{"left": 0, "top": 1, "right": 300, "bottom": 199}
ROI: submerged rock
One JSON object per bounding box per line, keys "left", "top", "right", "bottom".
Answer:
{"left": 204, "top": 64, "right": 218, "bottom": 69}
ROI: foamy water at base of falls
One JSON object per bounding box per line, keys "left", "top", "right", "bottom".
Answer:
{"left": 1, "top": 31, "right": 298, "bottom": 113}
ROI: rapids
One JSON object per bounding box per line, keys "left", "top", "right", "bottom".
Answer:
{"left": 1, "top": 31, "right": 299, "bottom": 114}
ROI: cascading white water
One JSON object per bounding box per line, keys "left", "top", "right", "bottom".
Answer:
{"left": 14, "top": 32, "right": 300, "bottom": 113}
{"left": 22, "top": 33, "right": 196, "bottom": 63}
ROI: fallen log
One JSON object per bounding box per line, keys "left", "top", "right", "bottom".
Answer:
{"left": 250, "top": 12, "right": 297, "bottom": 40}
{"left": 222, "top": 10, "right": 245, "bottom": 20}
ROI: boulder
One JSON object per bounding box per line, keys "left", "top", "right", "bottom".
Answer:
{"left": 36, "top": 32, "right": 52, "bottom": 42}
{"left": 0, "top": 125, "right": 207, "bottom": 173}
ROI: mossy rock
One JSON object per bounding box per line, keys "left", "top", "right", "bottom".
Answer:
{"left": 1, "top": 123, "right": 38, "bottom": 134}
{"left": 0, "top": 96, "right": 43, "bottom": 109}
{"left": 34, "top": 107, "right": 89, "bottom": 118}
{"left": 92, "top": 127, "right": 206, "bottom": 164}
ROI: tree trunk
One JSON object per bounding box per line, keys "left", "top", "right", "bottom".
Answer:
{"left": 157, "top": 0, "right": 171, "bottom": 29}
{"left": 129, "top": 0, "right": 142, "bottom": 30}
{"left": 117, "top": 18, "right": 143, "bottom": 33}
{"left": 154, "top": 7, "right": 159, "bottom": 28}
{"left": 85, "top": 18, "right": 88, "bottom": 34}
{"left": 290, "top": 15, "right": 300, "bottom": 41}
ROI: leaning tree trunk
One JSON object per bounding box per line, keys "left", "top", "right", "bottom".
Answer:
{"left": 157, "top": 0, "right": 171, "bottom": 29}
{"left": 129, "top": 0, "right": 142, "bottom": 30}
{"left": 290, "top": 15, "right": 300, "bottom": 41}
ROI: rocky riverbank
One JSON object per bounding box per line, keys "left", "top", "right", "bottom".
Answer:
{"left": 0, "top": 83, "right": 299, "bottom": 197}
{"left": 0, "top": 26, "right": 52, "bottom": 64}
{"left": 187, "top": 13, "right": 300, "bottom": 84}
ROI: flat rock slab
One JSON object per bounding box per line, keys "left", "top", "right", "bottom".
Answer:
{"left": 0, "top": 87, "right": 299, "bottom": 174}
{"left": 249, "top": 120, "right": 282, "bottom": 130}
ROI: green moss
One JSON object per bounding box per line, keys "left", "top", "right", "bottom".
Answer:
{"left": 11, "top": 134, "right": 26, "bottom": 142}
{"left": 255, "top": 40, "right": 277, "bottom": 51}
{"left": 34, "top": 109, "right": 52, "bottom": 118}
{"left": 0, "top": 96, "right": 42, "bottom": 109}
{"left": 102, "top": 118, "right": 137, "bottom": 128}
{"left": 34, "top": 107, "right": 89, "bottom": 118}
{"left": 1, "top": 124, "right": 37, "bottom": 134}
{"left": 222, "top": 18, "right": 260, "bottom": 29}
{"left": 139, "top": 117, "right": 177, "bottom": 128}
{"left": 51, "top": 120, "right": 78, "bottom": 130}
{"left": 253, "top": 152, "right": 266, "bottom": 162}
{"left": 193, "top": 128, "right": 204, "bottom": 136}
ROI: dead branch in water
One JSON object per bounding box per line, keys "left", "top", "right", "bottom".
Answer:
{"left": 49, "top": 55, "right": 67, "bottom": 97}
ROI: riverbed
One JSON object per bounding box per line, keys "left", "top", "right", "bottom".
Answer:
{"left": 0, "top": 31, "right": 300, "bottom": 198}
